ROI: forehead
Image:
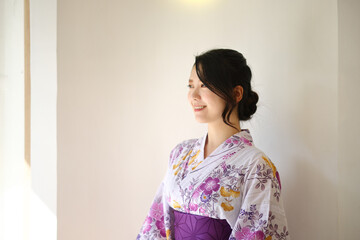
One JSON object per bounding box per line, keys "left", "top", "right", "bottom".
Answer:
{"left": 189, "top": 66, "right": 201, "bottom": 82}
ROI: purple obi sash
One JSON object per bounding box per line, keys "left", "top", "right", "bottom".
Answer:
{"left": 173, "top": 210, "right": 232, "bottom": 240}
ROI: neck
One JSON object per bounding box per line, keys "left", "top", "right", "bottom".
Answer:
{"left": 206, "top": 118, "right": 241, "bottom": 150}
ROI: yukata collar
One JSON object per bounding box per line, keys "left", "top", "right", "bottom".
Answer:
{"left": 189, "top": 128, "right": 253, "bottom": 175}
{"left": 199, "top": 128, "right": 253, "bottom": 159}
{"left": 177, "top": 128, "right": 254, "bottom": 201}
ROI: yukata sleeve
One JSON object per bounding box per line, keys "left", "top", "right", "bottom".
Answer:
{"left": 137, "top": 144, "right": 182, "bottom": 240}
{"left": 229, "top": 155, "right": 290, "bottom": 240}
{"left": 137, "top": 181, "right": 170, "bottom": 240}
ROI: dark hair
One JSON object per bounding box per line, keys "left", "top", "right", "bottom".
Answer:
{"left": 194, "top": 48, "right": 259, "bottom": 130}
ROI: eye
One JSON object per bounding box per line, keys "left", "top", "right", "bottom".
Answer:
{"left": 187, "top": 84, "right": 207, "bottom": 89}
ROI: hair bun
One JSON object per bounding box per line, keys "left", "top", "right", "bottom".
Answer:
{"left": 238, "top": 90, "right": 259, "bottom": 121}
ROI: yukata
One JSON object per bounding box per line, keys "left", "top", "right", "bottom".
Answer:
{"left": 137, "top": 129, "right": 290, "bottom": 240}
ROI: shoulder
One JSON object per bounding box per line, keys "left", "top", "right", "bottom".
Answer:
{"left": 168, "top": 137, "right": 200, "bottom": 164}
{"left": 239, "top": 147, "right": 282, "bottom": 191}
{"left": 245, "top": 146, "right": 275, "bottom": 165}
{"left": 250, "top": 148, "right": 278, "bottom": 174}
{"left": 231, "top": 146, "right": 279, "bottom": 179}
{"left": 176, "top": 137, "right": 199, "bottom": 148}
{"left": 229, "top": 145, "right": 266, "bottom": 166}
{"left": 170, "top": 137, "right": 199, "bottom": 154}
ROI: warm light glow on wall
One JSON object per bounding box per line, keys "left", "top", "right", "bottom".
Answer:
{"left": 178, "top": 0, "right": 219, "bottom": 8}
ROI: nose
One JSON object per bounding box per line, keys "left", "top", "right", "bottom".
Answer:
{"left": 190, "top": 87, "right": 201, "bottom": 100}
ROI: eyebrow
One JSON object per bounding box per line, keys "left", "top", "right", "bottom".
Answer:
{"left": 188, "top": 79, "right": 193, "bottom": 82}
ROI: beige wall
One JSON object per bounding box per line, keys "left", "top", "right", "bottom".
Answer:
{"left": 55, "top": 0, "right": 357, "bottom": 239}
{"left": 338, "top": 0, "right": 360, "bottom": 239}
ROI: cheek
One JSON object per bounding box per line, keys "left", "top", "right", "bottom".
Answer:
{"left": 215, "top": 101, "right": 226, "bottom": 113}
{"left": 204, "top": 92, "right": 225, "bottom": 109}
{"left": 202, "top": 91, "right": 213, "bottom": 103}
{"left": 187, "top": 92, "right": 192, "bottom": 103}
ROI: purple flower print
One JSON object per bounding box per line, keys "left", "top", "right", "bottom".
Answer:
{"left": 251, "top": 231, "right": 265, "bottom": 240}
{"left": 224, "top": 138, "right": 236, "bottom": 148}
{"left": 189, "top": 203, "right": 198, "bottom": 211}
{"left": 200, "top": 192, "right": 211, "bottom": 203}
{"left": 224, "top": 136, "right": 242, "bottom": 148}
{"left": 221, "top": 161, "right": 227, "bottom": 170}
{"left": 149, "top": 202, "right": 163, "bottom": 220}
{"left": 200, "top": 177, "right": 220, "bottom": 195}
{"left": 171, "top": 146, "right": 182, "bottom": 160}
{"left": 142, "top": 216, "right": 152, "bottom": 234}
{"left": 276, "top": 171, "right": 282, "bottom": 190}
{"left": 240, "top": 136, "right": 252, "bottom": 146}
{"left": 222, "top": 152, "right": 236, "bottom": 160}
{"left": 192, "top": 188, "right": 200, "bottom": 198}
{"left": 155, "top": 217, "right": 166, "bottom": 237}
{"left": 235, "top": 227, "right": 265, "bottom": 240}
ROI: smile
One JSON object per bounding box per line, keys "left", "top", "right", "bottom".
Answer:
{"left": 194, "top": 106, "right": 206, "bottom": 112}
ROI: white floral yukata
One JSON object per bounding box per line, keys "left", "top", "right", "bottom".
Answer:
{"left": 137, "top": 129, "right": 290, "bottom": 240}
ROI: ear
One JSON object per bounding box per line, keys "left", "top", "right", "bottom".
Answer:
{"left": 233, "top": 85, "right": 243, "bottom": 103}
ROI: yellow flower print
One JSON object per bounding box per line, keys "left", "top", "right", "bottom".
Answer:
{"left": 262, "top": 155, "right": 277, "bottom": 178}
{"left": 172, "top": 162, "right": 180, "bottom": 170}
{"left": 173, "top": 150, "right": 192, "bottom": 170}
{"left": 166, "top": 229, "right": 171, "bottom": 239}
{"left": 188, "top": 150, "right": 200, "bottom": 165}
{"left": 220, "top": 186, "right": 240, "bottom": 198}
{"left": 221, "top": 202, "right": 234, "bottom": 211}
{"left": 191, "top": 161, "right": 203, "bottom": 170}
{"left": 220, "top": 186, "right": 240, "bottom": 212}
{"left": 173, "top": 150, "right": 194, "bottom": 175}
{"left": 265, "top": 236, "right": 272, "bottom": 240}
{"left": 183, "top": 150, "right": 192, "bottom": 160}
{"left": 187, "top": 150, "right": 202, "bottom": 170}
{"left": 173, "top": 200, "right": 181, "bottom": 209}
{"left": 174, "top": 166, "right": 182, "bottom": 176}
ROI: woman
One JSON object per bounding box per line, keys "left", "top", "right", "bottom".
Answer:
{"left": 137, "top": 49, "right": 289, "bottom": 240}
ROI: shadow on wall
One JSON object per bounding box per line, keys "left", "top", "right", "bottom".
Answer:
{"left": 285, "top": 152, "right": 336, "bottom": 239}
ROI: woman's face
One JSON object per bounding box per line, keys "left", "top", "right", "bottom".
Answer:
{"left": 187, "top": 66, "right": 226, "bottom": 124}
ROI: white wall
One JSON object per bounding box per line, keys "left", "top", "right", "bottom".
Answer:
{"left": 0, "top": 1, "right": 29, "bottom": 239}
{"left": 0, "top": 0, "right": 58, "bottom": 239}
{"left": 30, "top": 0, "right": 57, "bottom": 216}
{"left": 56, "top": 0, "right": 359, "bottom": 239}
{"left": 338, "top": 0, "right": 360, "bottom": 239}
{"left": 29, "top": 0, "right": 57, "bottom": 239}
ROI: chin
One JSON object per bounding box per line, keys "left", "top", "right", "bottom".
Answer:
{"left": 194, "top": 117, "right": 209, "bottom": 123}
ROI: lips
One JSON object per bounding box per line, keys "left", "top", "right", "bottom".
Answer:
{"left": 194, "top": 105, "right": 206, "bottom": 112}
{"left": 194, "top": 106, "right": 206, "bottom": 109}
